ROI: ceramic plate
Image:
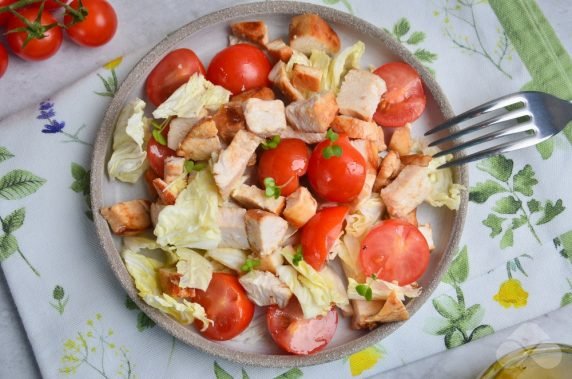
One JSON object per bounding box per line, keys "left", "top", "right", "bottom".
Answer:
{"left": 91, "top": 1, "right": 468, "bottom": 368}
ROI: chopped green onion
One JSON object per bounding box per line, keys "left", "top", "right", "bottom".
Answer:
{"left": 241, "top": 258, "right": 261, "bottom": 273}
{"left": 261, "top": 135, "right": 281, "bottom": 150}
{"left": 326, "top": 128, "right": 339, "bottom": 142}
{"left": 356, "top": 284, "right": 373, "bottom": 301}
{"left": 184, "top": 160, "right": 207, "bottom": 173}
{"left": 293, "top": 246, "right": 304, "bottom": 266}
{"left": 263, "top": 177, "right": 281, "bottom": 199}
{"left": 322, "top": 144, "right": 343, "bottom": 159}
{"left": 152, "top": 129, "right": 167, "bottom": 146}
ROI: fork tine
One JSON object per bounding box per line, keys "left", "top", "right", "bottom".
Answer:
{"left": 428, "top": 109, "right": 532, "bottom": 147}
{"left": 437, "top": 134, "right": 542, "bottom": 169}
{"left": 425, "top": 93, "right": 526, "bottom": 136}
{"left": 432, "top": 121, "right": 535, "bottom": 158}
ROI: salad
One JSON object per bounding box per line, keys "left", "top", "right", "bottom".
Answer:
{"left": 100, "top": 13, "right": 463, "bottom": 355}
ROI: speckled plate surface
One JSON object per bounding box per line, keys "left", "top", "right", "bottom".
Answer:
{"left": 91, "top": 0, "right": 468, "bottom": 368}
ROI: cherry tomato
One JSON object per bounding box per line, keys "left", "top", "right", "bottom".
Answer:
{"left": 307, "top": 134, "right": 366, "bottom": 203}
{"left": 43, "top": 0, "right": 69, "bottom": 10}
{"left": 0, "top": 0, "right": 16, "bottom": 26}
{"left": 64, "top": 0, "right": 117, "bottom": 47}
{"left": 6, "top": 8, "right": 62, "bottom": 61}
{"left": 145, "top": 48, "right": 206, "bottom": 107}
{"left": 373, "top": 62, "right": 426, "bottom": 127}
{"left": 258, "top": 138, "right": 310, "bottom": 197}
{"left": 301, "top": 206, "right": 348, "bottom": 271}
{"left": 360, "top": 219, "right": 430, "bottom": 285}
{"left": 0, "top": 44, "right": 8, "bottom": 78}
{"left": 147, "top": 131, "right": 175, "bottom": 177}
{"left": 206, "top": 44, "right": 271, "bottom": 95}
{"left": 267, "top": 298, "right": 338, "bottom": 355}
{"left": 192, "top": 273, "right": 255, "bottom": 341}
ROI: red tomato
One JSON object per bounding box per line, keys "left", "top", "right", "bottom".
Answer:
{"left": 267, "top": 298, "right": 338, "bottom": 355}
{"left": 360, "top": 219, "right": 430, "bottom": 285}
{"left": 307, "top": 134, "right": 366, "bottom": 203}
{"left": 192, "top": 273, "right": 255, "bottom": 341}
{"left": 301, "top": 206, "right": 348, "bottom": 271}
{"left": 373, "top": 62, "right": 426, "bottom": 127}
{"left": 64, "top": 0, "right": 117, "bottom": 47}
{"left": 258, "top": 138, "right": 310, "bottom": 197}
{"left": 145, "top": 48, "right": 206, "bottom": 107}
{"left": 0, "top": 0, "right": 16, "bottom": 26}
{"left": 43, "top": 0, "right": 69, "bottom": 10}
{"left": 147, "top": 136, "right": 175, "bottom": 178}
{"left": 0, "top": 44, "right": 8, "bottom": 78}
{"left": 6, "top": 8, "right": 62, "bottom": 61}
{"left": 206, "top": 44, "right": 271, "bottom": 95}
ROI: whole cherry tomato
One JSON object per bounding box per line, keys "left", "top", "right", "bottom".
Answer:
{"left": 6, "top": 7, "right": 62, "bottom": 61}
{"left": 0, "top": 0, "right": 16, "bottom": 26}
{"left": 206, "top": 44, "right": 271, "bottom": 95}
{"left": 64, "top": 0, "right": 117, "bottom": 47}
{"left": 43, "top": 0, "right": 69, "bottom": 10}
{"left": 0, "top": 44, "right": 8, "bottom": 78}
{"left": 258, "top": 138, "right": 310, "bottom": 197}
{"left": 307, "top": 134, "right": 366, "bottom": 203}
{"left": 145, "top": 48, "right": 206, "bottom": 107}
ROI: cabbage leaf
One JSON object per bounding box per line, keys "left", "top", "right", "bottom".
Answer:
{"left": 347, "top": 277, "right": 421, "bottom": 302}
{"left": 176, "top": 248, "right": 213, "bottom": 291}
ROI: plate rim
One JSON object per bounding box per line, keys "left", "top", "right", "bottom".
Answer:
{"left": 91, "top": 0, "right": 469, "bottom": 368}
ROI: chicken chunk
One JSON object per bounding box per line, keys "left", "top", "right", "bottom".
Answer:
{"left": 243, "top": 99, "right": 287, "bottom": 137}
{"left": 365, "top": 291, "right": 409, "bottom": 324}
{"left": 380, "top": 165, "right": 431, "bottom": 218}
{"left": 239, "top": 270, "right": 292, "bottom": 308}
{"left": 266, "top": 39, "right": 294, "bottom": 62}
{"left": 164, "top": 156, "right": 185, "bottom": 184}
{"left": 332, "top": 115, "right": 386, "bottom": 151}
{"left": 152, "top": 178, "right": 178, "bottom": 205}
{"left": 350, "top": 169, "right": 377, "bottom": 209}
{"left": 285, "top": 92, "right": 338, "bottom": 133}
{"left": 373, "top": 150, "right": 402, "bottom": 192}
{"left": 291, "top": 64, "right": 322, "bottom": 93}
{"left": 230, "top": 20, "right": 268, "bottom": 46}
{"left": 278, "top": 127, "right": 327, "bottom": 144}
{"left": 258, "top": 249, "right": 284, "bottom": 274}
{"left": 337, "top": 69, "right": 386, "bottom": 121}
{"left": 289, "top": 13, "right": 340, "bottom": 55}
{"left": 268, "top": 61, "right": 305, "bottom": 102}
{"left": 213, "top": 130, "right": 263, "bottom": 198}
{"left": 244, "top": 209, "right": 289, "bottom": 255}
{"left": 100, "top": 199, "right": 151, "bottom": 236}
{"left": 158, "top": 267, "right": 196, "bottom": 299}
{"left": 167, "top": 117, "right": 202, "bottom": 151}
{"left": 231, "top": 184, "right": 286, "bottom": 214}
{"left": 388, "top": 125, "right": 411, "bottom": 155}
{"left": 212, "top": 103, "right": 246, "bottom": 144}
{"left": 231, "top": 87, "right": 275, "bottom": 103}
{"left": 349, "top": 139, "right": 381, "bottom": 170}
{"left": 418, "top": 223, "right": 435, "bottom": 250}
{"left": 282, "top": 187, "right": 317, "bottom": 228}
{"left": 400, "top": 154, "right": 432, "bottom": 167}
{"left": 351, "top": 299, "right": 385, "bottom": 330}
{"left": 217, "top": 207, "right": 250, "bottom": 250}
{"left": 176, "top": 117, "right": 222, "bottom": 161}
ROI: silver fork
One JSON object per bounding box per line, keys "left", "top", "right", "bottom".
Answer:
{"left": 425, "top": 91, "right": 572, "bottom": 169}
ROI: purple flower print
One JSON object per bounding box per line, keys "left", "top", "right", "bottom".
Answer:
{"left": 36, "top": 101, "right": 92, "bottom": 146}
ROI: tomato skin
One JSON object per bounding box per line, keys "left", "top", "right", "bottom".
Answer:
{"left": 258, "top": 139, "right": 310, "bottom": 197}
{"left": 192, "top": 273, "right": 255, "bottom": 341}
{"left": 301, "top": 206, "right": 348, "bottom": 271}
{"left": 6, "top": 8, "right": 62, "bottom": 61}
{"left": 64, "top": 0, "right": 117, "bottom": 47}
{"left": 0, "top": 44, "right": 8, "bottom": 78}
{"left": 0, "top": 0, "right": 16, "bottom": 26}
{"left": 359, "top": 219, "right": 430, "bottom": 285}
{"left": 373, "top": 62, "right": 426, "bottom": 127}
{"left": 267, "top": 298, "right": 338, "bottom": 355}
{"left": 43, "top": 0, "right": 69, "bottom": 10}
{"left": 147, "top": 136, "right": 175, "bottom": 178}
{"left": 307, "top": 134, "right": 366, "bottom": 203}
{"left": 145, "top": 48, "right": 206, "bottom": 107}
{"left": 206, "top": 44, "right": 271, "bottom": 95}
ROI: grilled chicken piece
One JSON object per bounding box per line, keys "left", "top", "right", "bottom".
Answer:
{"left": 217, "top": 207, "right": 250, "bottom": 250}
{"left": 285, "top": 92, "right": 338, "bottom": 133}
{"left": 282, "top": 187, "right": 317, "bottom": 228}
{"left": 243, "top": 99, "right": 287, "bottom": 137}
{"left": 230, "top": 20, "right": 268, "bottom": 46}
{"left": 167, "top": 117, "right": 202, "bottom": 151}
{"left": 400, "top": 154, "right": 432, "bottom": 167}
{"left": 176, "top": 117, "right": 221, "bottom": 161}
{"left": 258, "top": 249, "right": 284, "bottom": 274}
{"left": 418, "top": 223, "right": 435, "bottom": 250}
{"left": 245, "top": 209, "right": 289, "bottom": 256}
{"left": 289, "top": 13, "right": 340, "bottom": 55}
{"left": 158, "top": 267, "right": 196, "bottom": 299}
{"left": 164, "top": 156, "right": 185, "bottom": 184}
{"left": 278, "top": 127, "right": 327, "bottom": 144}
{"left": 381, "top": 165, "right": 431, "bottom": 218}
{"left": 101, "top": 199, "right": 151, "bottom": 236}
{"left": 231, "top": 184, "right": 286, "bottom": 214}
{"left": 351, "top": 299, "right": 385, "bottom": 330}
{"left": 332, "top": 115, "right": 386, "bottom": 151}
{"left": 212, "top": 103, "right": 246, "bottom": 144}
{"left": 231, "top": 87, "right": 275, "bottom": 103}
{"left": 268, "top": 61, "right": 305, "bottom": 102}
{"left": 388, "top": 125, "right": 411, "bottom": 155}
{"left": 373, "top": 150, "right": 402, "bottom": 192}
{"left": 238, "top": 270, "right": 292, "bottom": 308}
{"left": 365, "top": 291, "right": 409, "bottom": 324}
{"left": 349, "top": 139, "right": 381, "bottom": 170}
{"left": 149, "top": 202, "right": 166, "bottom": 227}
{"left": 213, "top": 130, "right": 263, "bottom": 199}
{"left": 350, "top": 169, "right": 377, "bottom": 210}
{"left": 337, "top": 69, "right": 386, "bottom": 121}
{"left": 291, "top": 64, "right": 322, "bottom": 93}
{"left": 266, "top": 39, "right": 294, "bottom": 62}
{"left": 152, "top": 178, "right": 178, "bottom": 205}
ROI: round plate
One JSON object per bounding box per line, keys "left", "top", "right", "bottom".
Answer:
{"left": 91, "top": 0, "right": 468, "bottom": 368}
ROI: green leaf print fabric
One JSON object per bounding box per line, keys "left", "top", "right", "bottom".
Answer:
{"left": 1, "top": 0, "right": 572, "bottom": 378}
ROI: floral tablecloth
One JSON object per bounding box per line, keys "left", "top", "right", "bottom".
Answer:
{"left": 1, "top": 0, "right": 571, "bottom": 378}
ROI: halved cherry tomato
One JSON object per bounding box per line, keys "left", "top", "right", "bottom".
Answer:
{"left": 64, "top": 0, "right": 117, "bottom": 47}
{"left": 0, "top": 44, "right": 8, "bottom": 78}
{"left": 258, "top": 138, "right": 310, "bottom": 197}
{"left": 192, "top": 273, "right": 255, "bottom": 341}
{"left": 0, "top": 0, "right": 16, "bottom": 26}
{"left": 146, "top": 48, "right": 206, "bottom": 106}
{"left": 301, "top": 206, "right": 348, "bottom": 271}
{"left": 206, "top": 44, "right": 271, "bottom": 95}
{"left": 147, "top": 130, "right": 175, "bottom": 177}
{"left": 6, "top": 7, "right": 62, "bottom": 61}
{"left": 360, "top": 219, "right": 429, "bottom": 285}
{"left": 267, "top": 298, "right": 338, "bottom": 355}
{"left": 307, "top": 134, "right": 366, "bottom": 203}
{"left": 373, "top": 62, "right": 426, "bottom": 127}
